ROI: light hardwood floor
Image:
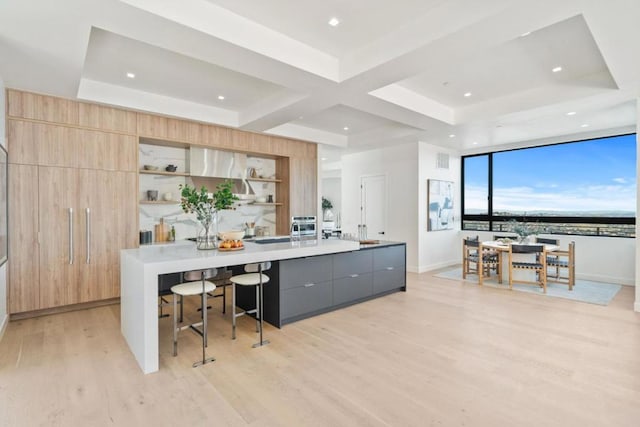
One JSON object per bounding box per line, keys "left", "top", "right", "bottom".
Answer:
{"left": 1, "top": 271, "right": 639, "bottom": 426}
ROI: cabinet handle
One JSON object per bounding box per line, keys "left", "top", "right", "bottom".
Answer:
{"left": 349, "top": 274, "right": 359, "bottom": 278}
{"left": 68, "top": 208, "right": 74, "bottom": 265}
{"left": 386, "top": 267, "right": 394, "bottom": 271}
{"left": 86, "top": 208, "right": 91, "bottom": 264}
{"left": 304, "top": 283, "right": 315, "bottom": 288}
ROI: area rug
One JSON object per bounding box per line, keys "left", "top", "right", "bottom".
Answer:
{"left": 434, "top": 267, "right": 622, "bottom": 306}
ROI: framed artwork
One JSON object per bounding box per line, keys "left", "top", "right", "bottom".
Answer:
{"left": 427, "top": 179, "right": 454, "bottom": 231}
{"left": 0, "top": 144, "right": 6, "bottom": 266}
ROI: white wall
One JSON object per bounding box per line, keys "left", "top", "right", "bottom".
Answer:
{"left": 418, "top": 142, "right": 462, "bottom": 272}
{"left": 1, "top": 76, "right": 7, "bottom": 338}
{"left": 341, "top": 143, "right": 420, "bottom": 271}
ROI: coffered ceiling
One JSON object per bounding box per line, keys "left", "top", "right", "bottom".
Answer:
{"left": 0, "top": 0, "right": 638, "bottom": 154}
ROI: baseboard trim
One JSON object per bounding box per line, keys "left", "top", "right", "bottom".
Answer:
{"left": 0, "top": 314, "right": 8, "bottom": 342}
{"left": 416, "top": 261, "right": 459, "bottom": 274}
{"left": 9, "top": 298, "right": 120, "bottom": 321}
{"left": 576, "top": 273, "right": 634, "bottom": 286}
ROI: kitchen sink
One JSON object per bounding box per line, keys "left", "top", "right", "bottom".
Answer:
{"left": 253, "top": 237, "right": 291, "bottom": 244}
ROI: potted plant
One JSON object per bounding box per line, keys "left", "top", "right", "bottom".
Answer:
{"left": 179, "top": 180, "right": 238, "bottom": 249}
{"left": 509, "top": 219, "right": 538, "bottom": 243}
{"left": 322, "top": 196, "right": 334, "bottom": 220}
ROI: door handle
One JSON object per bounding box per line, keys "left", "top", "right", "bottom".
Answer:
{"left": 86, "top": 208, "right": 91, "bottom": 264}
{"left": 304, "top": 283, "right": 315, "bottom": 288}
{"left": 349, "top": 274, "right": 359, "bottom": 278}
{"left": 386, "top": 267, "right": 394, "bottom": 271}
{"left": 68, "top": 208, "right": 73, "bottom": 265}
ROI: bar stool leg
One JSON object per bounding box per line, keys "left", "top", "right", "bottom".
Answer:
{"left": 193, "top": 274, "right": 215, "bottom": 368}
{"left": 232, "top": 282, "right": 237, "bottom": 340}
{"left": 252, "top": 265, "right": 270, "bottom": 348}
{"left": 255, "top": 285, "right": 260, "bottom": 333}
{"left": 173, "top": 293, "right": 178, "bottom": 356}
{"left": 222, "top": 283, "right": 226, "bottom": 314}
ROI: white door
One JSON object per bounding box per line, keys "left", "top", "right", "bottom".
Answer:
{"left": 361, "top": 175, "right": 387, "bottom": 238}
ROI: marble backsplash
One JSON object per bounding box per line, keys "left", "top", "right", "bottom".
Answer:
{"left": 139, "top": 143, "right": 277, "bottom": 242}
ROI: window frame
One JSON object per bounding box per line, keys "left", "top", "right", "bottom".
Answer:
{"left": 461, "top": 133, "right": 636, "bottom": 237}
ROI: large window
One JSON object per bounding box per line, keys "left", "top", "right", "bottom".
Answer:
{"left": 462, "top": 134, "right": 636, "bottom": 237}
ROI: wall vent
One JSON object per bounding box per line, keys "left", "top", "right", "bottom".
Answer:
{"left": 436, "top": 152, "right": 450, "bottom": 169}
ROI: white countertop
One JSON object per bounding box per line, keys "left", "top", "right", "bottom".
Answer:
{"left": 122, "top": 238, "right": 361, "bottom": 275}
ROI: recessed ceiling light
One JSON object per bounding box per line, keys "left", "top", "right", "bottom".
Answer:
{"left": 464, "top": 92, "right": 472, "bottom": 97}
{"left": 126, "top": 72, "right": 135, "bottom": 79}
{"left": 581, "top": 123, "right": 589, "bottom": 128}
{"left": 343, "top": 126, "right": 349, "bottom": 131}
{"left": 566, "top": 111, "right": 576, "bottom": 116}
{"left": 472, "top": 141, "right": 478, "bottom": 145}
{"left": 520, "top": 31, "right": 531, "bottom": 37}
{"left": 321, "top": 157, "right": 328, "bottom": 161}
{"left": 449, "top": 134, "right": 456, "bottom": 138}
{"left": 218, "top": 95, "right": 225, "bottom": 100}
{"left": 552, "top": 66, "right": 563, "bottom": 73}
{"left": 298, "top": 116, "right": 304, "bottom": 120}
{"left": 328, "top": 17, "right": 340, "bottom": 27}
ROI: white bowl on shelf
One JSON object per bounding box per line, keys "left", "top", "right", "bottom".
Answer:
{"left": 255, "top": 196, "right": 267, "bottom": 203}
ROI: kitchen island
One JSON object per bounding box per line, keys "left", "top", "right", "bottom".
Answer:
{"left": 121, "top": 239, "right": 405, "bottom": 373}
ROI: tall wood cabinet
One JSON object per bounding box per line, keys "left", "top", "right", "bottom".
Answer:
{"left": 7, "top": 117, "right": 137, "bottom": 314}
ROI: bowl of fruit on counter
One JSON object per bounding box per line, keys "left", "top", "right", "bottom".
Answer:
{"left": 218, "top": 239, "right": 244, "bottom": 251}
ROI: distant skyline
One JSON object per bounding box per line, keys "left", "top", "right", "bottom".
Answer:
{"left": 464, "top": 134, "right": 637, "bottom": 214}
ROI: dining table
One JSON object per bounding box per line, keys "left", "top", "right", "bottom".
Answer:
{"left": 478, "top": 240, "right": 559, "bottom": 285}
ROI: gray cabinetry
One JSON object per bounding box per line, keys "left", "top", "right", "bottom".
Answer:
{"left": 281, "top": 280, "right": 333, "bottom": 319}
{"left": 333, "top": 250, "right": 373, "bottom": 305}
{"left": 372, "top": 245, "right": 406, "bottom": 294}
{"left": 279, "top": 255, "right": 333, "bottom": 322}
{"left": 278, "top": 244, "right": 406, "bottom": 326}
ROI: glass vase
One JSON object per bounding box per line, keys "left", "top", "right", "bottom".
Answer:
{"left": 196, "top": 211, "right": 218, "bottom": 250}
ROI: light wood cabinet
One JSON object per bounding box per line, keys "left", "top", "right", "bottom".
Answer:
{"left": 7, "top": 89, "right": 79, "bottom": 125}
{"left": 8, "top": 164, "right": 40, "bottom": 313}
{"left": 8, "top": 120, "right": 137, "bottom": 171}
{"left": 12, "top": 167, "right": 137, "bottom": 313}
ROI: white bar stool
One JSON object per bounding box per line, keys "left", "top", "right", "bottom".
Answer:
{"left": 229, "top": 262, "right": 271, "bottom": 348}
{"left": 171, "top": 268, "right": 218, "bottom": 367}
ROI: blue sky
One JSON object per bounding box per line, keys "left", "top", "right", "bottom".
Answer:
{"left": 464, "top": 134, "right": 637, "bottom": 213}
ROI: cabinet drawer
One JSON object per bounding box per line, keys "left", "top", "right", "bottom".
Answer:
{"left": 373, "top": 268, "right": 406, "bottom": 294}
{"left": 279, "top": 255, "right": 332, "bottom": 290}
{"left": 333, "top": 250, "right": 373, "bottom": 279}
{"left": 373, "top": 245, "right": 406, "bottom": 271}
{"left": 333, "top": 273, "right": 372, "bottom": 306}
{"left": 281, "top": 280, "right": 332, "bottom": 319}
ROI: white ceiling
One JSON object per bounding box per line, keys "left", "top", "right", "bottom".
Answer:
{"left": 0, "top": 0, "right": 638, "bottom": 157}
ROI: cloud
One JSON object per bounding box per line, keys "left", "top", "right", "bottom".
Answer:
{"left": 464, "top": 183, "right": 636, "bottom": 213}
{"left": 613, "top": 177, "right": 627, "bottom": 184}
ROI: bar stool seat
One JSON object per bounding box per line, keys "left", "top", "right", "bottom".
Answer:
{"left": 171, "top": 268, "right": 218, "bottom": 368}
{"left": 229, "top": 262, "right": 271, "bottom": 348}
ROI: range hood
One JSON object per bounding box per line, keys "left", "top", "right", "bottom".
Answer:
{"left": 189, "top": 147, "right": 254, "bottom": 197}
{"left": 190, "top": 147, "right": 247, "bottom": 179}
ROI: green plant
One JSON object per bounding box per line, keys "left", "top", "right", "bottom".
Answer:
{"left": 179, "top": 180, "right": 238, "bottom": 222}
{"left": 322, "top": 197, "right": 333, "bottom": 211}
{"left": 212, "top": 180, "right": 238, "bottom": 211}
{"left": 508, "top": 219, "right": 538, "bottom": 239}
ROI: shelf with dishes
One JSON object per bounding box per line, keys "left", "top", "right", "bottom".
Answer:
{"left": 139, "top": 200, "right": 181, "bottom": 205}
{"left": 253, "top": 202, "right": 283, "bottom": 206}
{"left": 139, "top": 170, "right": 189, "bottom": 177}
{"left": 246, "top": 177, "right": 281, "bottom": 183}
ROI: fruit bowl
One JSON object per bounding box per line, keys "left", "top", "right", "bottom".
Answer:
{"left": 218, "top": 230, "right": 245, "bottom": 241}
{"left": 143, "top": 165, "right": 159, "bottom": 171}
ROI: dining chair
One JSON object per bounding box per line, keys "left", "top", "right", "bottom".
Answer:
{"left": 546, "top": 241, "right": 575, "bottom": 290}
{"left": 508, "top": 244, "right": 547, "bottom": 293}
{"left": 462, "top": 236, "right": 480, "bottom": 278}
{"left": 478, "top": 242, "right": 502, "bottom": 286}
